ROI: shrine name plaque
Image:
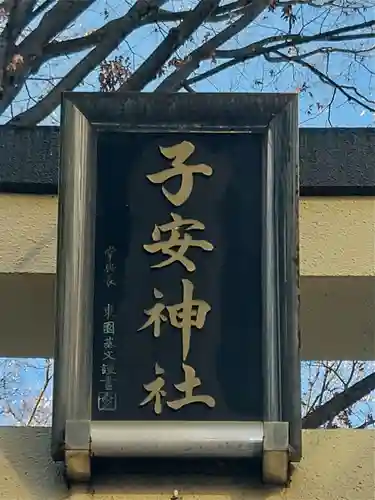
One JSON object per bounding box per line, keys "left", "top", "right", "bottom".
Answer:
{"left": 52, "top": 92, "right": 301, "bottom": 486}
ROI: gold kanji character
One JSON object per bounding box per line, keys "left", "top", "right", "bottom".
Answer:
{"left": 167, "top": 363, "right": 215, "bottom": 410}
{"left": 138, "top": 279, "right": 211, "bottom": 361}
{"left": 143, "top": 212, "right": 213, "bottom": 272}
{"left": 167, "top": 279, "right": 211, "bottom": 361}
{"left": 147, "top": 141, "right": 213, "bottom": 206}
{"left": 139, "top": 363, "right": 166, "bottom": 415}
{"left": 138, "top": 288, "right": 167, "bottom": 338}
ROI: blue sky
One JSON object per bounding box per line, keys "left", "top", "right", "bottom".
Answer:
{"left": 0, "top": 1, "right": 374, "bottom": 426}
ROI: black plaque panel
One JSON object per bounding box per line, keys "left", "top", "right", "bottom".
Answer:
{"left": 92, "top": 131, "right": 264, "bottom": 422}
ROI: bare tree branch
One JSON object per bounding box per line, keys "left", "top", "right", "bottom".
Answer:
{"left": 215, "top": 19, "right": 375, "bottom": 58}
{"left": 33, "top": 29, "right": 110, "bottom": 62}
{"left": 157, "top": 0, "right": 250, "bottom": 23}
{"left": 2, "top": 0, "right": 36, "bottom": 47}
{"left": 26, "top": 359, "right": 52, "bottom": 426}
{"left": 9, "top": 0, "right": 167, "bottom": 126}
{"left": 266, "top": 49, "right": 375, "bottom": 112}
{"left": 36, "top": 0, "right": 242, "bottom": 71}
{"left": 33, "top": 0, "right": 226, "bottom": 69}
{"left": 302, "top": 371, "right": 375, "bottom": 429}
{"left": 0, "top": 0, "right": 95, "bottom": 115}
{"left": 119, "top": 0, "right": 221, "bottom": 91}
{"left": 33, "top": 11, "right": 158, "bottom": 71}
{"left": 356, "top": 417, "right": 375, "bottom": 429}
{"left": 18, "top": 0, "right": 94, "bottom": 53}
{"left": 182, "top": 81, "right": 196, "bottom": 92}
{"left": 155, "top": 0, "right": 271, "bottom": 91}
{"left": 29, "top": 0, "right": 56, "bottom": 22}
{"left": 0, "top": 0, "right": 33, "bottom": 93}
{"left": 185, "top": 19, "right": 375, "bottom": 86}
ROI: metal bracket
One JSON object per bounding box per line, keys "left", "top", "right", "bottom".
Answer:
{"left": 262, "top": 421, "right": 290, "bottom": 486}
{"left": 65, "top": 420, "right": 91, "bottom": 482}
{"left": 62, "top": 419, "right": 292, "bottom": 485}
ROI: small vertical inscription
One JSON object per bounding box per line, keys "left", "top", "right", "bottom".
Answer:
{"left": 104, "top": 245, "right": 117, "bottom": 288}
{"left": 97, "top": 246, "right": 117, "bottom": 412}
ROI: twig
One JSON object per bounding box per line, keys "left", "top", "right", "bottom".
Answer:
{"left": 26, "top": 360, "right": 52, "bottom": 426}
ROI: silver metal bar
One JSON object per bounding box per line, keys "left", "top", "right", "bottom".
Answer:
{"left": 90, "top": 421, "right": 264, "bottom": 458}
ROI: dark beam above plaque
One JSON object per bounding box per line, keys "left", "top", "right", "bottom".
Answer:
{"left": 0, "top": 125, "right": 374, "bottom": 196}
